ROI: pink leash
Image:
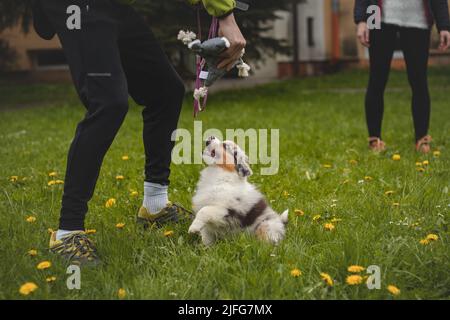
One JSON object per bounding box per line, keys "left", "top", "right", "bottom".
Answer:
{"left": 194, "top": 9, "right": 219, "bottom": 117}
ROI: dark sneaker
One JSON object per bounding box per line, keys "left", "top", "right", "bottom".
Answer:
{"left": 137, "top": 202, "right": 193, "bottom": 227}
{"left": 49, "top": 231, "right": 101, "bottom": 267}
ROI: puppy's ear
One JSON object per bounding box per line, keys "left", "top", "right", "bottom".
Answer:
{"left": 236, "top": 153, "right": 252, "bottom": 178}
{"left": 281, "top": 210, "right": 289, "bottom": 225}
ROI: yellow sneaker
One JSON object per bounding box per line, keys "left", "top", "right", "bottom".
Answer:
{"left": 49, "top": 231, "right": 100, "bottom": 267}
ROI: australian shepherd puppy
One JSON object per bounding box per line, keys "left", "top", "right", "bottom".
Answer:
{"left": 188, "top": 136, "right": 288, "bottom": 246}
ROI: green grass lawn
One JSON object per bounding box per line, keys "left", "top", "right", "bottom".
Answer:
{"left": 0, "top": 68, "right": 449, "bottom": 300}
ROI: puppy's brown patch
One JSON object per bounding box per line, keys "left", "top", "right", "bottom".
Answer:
{"left": 255, "top": 224, "right": 268, "bottom": 241}
{"left": 217, "top": 150, "right": 235, "bottom": 172}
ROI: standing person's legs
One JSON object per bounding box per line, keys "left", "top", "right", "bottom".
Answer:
{"left": 41, "top": 0, "right": 129, "bottom": 234}
{"left": 117, "top": 5, "right": 185, "bottom": 214}
{"left": 365, "top": 24, "right": 397, "bottom": 141}
{"left": 399, "top": 27, "right": 431, "bottom": 142}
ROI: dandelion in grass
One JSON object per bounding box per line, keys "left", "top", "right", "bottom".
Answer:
{"left": 433, "top": 150, "right": 440, "bottom": 158}
{"left": 392, "top": 154, "right": 401, "bottom": 161}
{"left": 282, "top": 191, "right": 289, "bottom": 198}
{"left": 324, "top": 223, "right": 335, "bottom": 231}
{"left": 10, "top": 176, "right": 19, "bottom": 182}
{"left": 392, "top": 203, "right": 400, "bottom": 207}
{"left": 19, "top": 282, "right": 38, "bottom": 295}
{"left": 122, "top": 155, "right": 130, "bottom": 161}
{"left": 37, "top": 261, "right": 51, "bottom": 270}
{"left": 347, "top": 265, "right": 365, "bottom": 273}
{"left": 46, "top": 276, "right": 57, "bottom": 283}
{"left": 118, "top": 288, "right": 126, "bottom": 299}
{"left": 312, "top": 215, "right": 321, "bottom": 222}
{"left": 417, "top": 167, "right": 425, "bottom": 173}
{"left": 294, "top": 209, "right": 305, "bottom": 216}
{"left": 26, "top": 216, "right": 36, "bottom": 223}
{"left": 330, "top": 217, "right": 342, "bottom": 223}
{"left": 426, "top": 234, "right": 438, "bottom": 241}
{"left": 346, "top": 275, "right": 363, "bottom": 285}
{"left": 323, "top": 164, "right": 332, "bottom": 168}
{"left": 384, "top": 190, "right": 395, "bottom": 196}
{"left": 130, "top": 190, "right": 139, "bottom": 197}
{"left": 320, "top": 273, "right": 334, "bottom": 286}
{"left": 116, "top": 175, "right": 125, "bottom": 181}
{"left": 387, "top": 285, "right": 400, "bottom": 296}
{"left": 47, "top": 228, "right": 54, "bottom": 234}
{"left": 364, "top": 176, "right": 373, "bottom": 181}
{"left": 105, "top": 198, "right": 117, "bottom": 208}
{"left": 116, "top": 222, "right": 125, "bottom": 229}
{"left": 290, "top": 269, "right": 302, "bottom": 277}
{"left": 164, "top": 230, "right": 174, "bottom": 237}
{"left": 85, "top": 229, "right": 96, "bottom": 235}
{"left": 422, "top": 160, "right": 429, "bottom": 166}
{"left": 28, "top": 249, "right": 38, "bottom": 256}
{"left": 415, "top": 162, "right": 423, "bottom": 167}
{"left": 48, "top": 172, "right": 57, "bottom": 177}
{"left": 420, "top": 238, "right": 430, "bottom": 245}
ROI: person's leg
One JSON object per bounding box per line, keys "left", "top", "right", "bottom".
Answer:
{"left": 41, "top": 0, "right": 129, "bottom": 232}
{"left": 365, "top": 24, "right": 397, "bottom": 143}
{"left": 117, "top": 5, "right": 185, "bottom": 214}
{"left": 399, "top": 27, "right": 431, "bottom": 143}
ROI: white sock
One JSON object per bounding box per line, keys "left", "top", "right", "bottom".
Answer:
{"left": 143, "top": 182, "right": 169, "bottom": 214}
{"left": 56, "top": 229, "right": 82, "bottom": 241}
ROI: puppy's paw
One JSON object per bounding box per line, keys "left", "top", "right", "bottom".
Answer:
{"left": 188, "top": 220, "right": 203, "bottom": 235}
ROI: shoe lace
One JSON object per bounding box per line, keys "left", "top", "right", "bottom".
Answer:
{"left": 61, "top": 233, "right": 97, "bottom": 258}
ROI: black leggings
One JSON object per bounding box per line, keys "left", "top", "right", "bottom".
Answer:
{"left": 40, "top": 0, "right": 185, "bottom": 230}
{"left": 366, "top": 23, "right": 431, "bottom": 141}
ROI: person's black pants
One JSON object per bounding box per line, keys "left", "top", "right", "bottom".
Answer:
{"left": 40, "top": 0, "right": 185, "bottom": 230}
{"left": 366, "top": 23, "right": 431, "bottom": 142}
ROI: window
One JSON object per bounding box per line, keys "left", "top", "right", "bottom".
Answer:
{"left": 307, "top": 17, "right": 315, "bottom": 47}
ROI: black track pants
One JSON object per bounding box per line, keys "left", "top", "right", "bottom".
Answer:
{"left": 365, "top": 23, "right": 431, "bottom": 141}
{"left": 39, "top": 0, "right": 185, "bottom": 230}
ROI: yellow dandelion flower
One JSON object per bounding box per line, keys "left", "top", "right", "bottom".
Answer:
{"left": 320, "top": 273, "right": 334, "bottom": 286}
{"left": 422, "top": 160, "right": 429, "bottom": 166}
{"left": 46, "top": 276, "right": 57, "bottom": 283}
{"left": 115, "top": 175, "right": 124, "bottom": 180}
{"left": 392, "top": 203, "right": 400, "bottom": 207}
{"left": 392, "top": 154, "right": 401, "bottom": 161}
{"left": 47, "top": 228, "right": 54, "bottom": 234}
{"left": 282, "top": 191, "right": 289, "bottom": 197}
{"left": 10, "top": 176, "right": 19, "bottom": 182}
{"left": 47, "top": 180, "right": 56, "bottom": 186}
{"left": 417, "top": 167, "right": 425, "bottom": 172}
{"left": 330, "top": 217, "right": 342, "bottom": 223}
{"left": 347, "top": 265, "right": 365, "bottom": 273}
{"left": 324, "top": 223, "right": 335, "bottom": 231}
{"left": 290, "top": 268, "right": 302, "bottom": 277}
{"left": 419, "top": 238, "right": 430, "bottom": 245}
{"left": 323, "top": 164, "right": 332, "bottom": 168}
{"left": 426, "top": 234, "right": 438, "bottom": 241}
{"left": 36, "top": 261, "right": 51, "bottom": 270}
{"left": 116, "top": 222, "right": 125, "bottom": 229}
{"left": 346, "top": 275, "right": 363, "bottom": 285}
{"left": 48, "top": 172, "right": 57, "bottom": 177}
{"left": 26, "top": 216, "right": 36, "bottom": 223}
{"left": 19, "top": 282, "right": 38, "bottom": 295}
{"left": 105, "top": 198, "right": 117, "bottom": 208}
{"left": 121, "top": 155, "right": 130, "bottom": 161}
{"left": 55, "top": 180, "right": 64, "bottom": 185}
{"left": 364, "top": 176, "right": 373, "bottom": 181}
{"left": 349, "top": 160, "right": 358, "bottom": 165}
{"left": 118, "top": 288, "right": 126, "bottom": 299}
{"left": 387, "top": 285, "right": 400, "bottom": 296}
{"left": 415, "top": 162, "right": 423, "bottom": 167}
{"left": 384, "top": 190, "right": 395, "bottom": 196}
{"left": 28, "top": 249, "right": 38, "bottom": 256}
{"left": 294, "top": 209, "right": 305, "bottom": 216}
{"left": 164, "top": 230, "right": 174, "bottom": 237}
{"left": 312, "top": 214, "right": 321, "bottom": 222}
{"left": 433, "top": 150, "right": 440, "bottom": 158}
{"left": 85, "top": 229, "right": 96, "bottom": 235}
{"left": 130, "top": 190, "right": 139, "bottom": 197}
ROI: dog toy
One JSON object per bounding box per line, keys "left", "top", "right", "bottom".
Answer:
{"left": 178, "top": 16, "right": 251, "bottom": 116}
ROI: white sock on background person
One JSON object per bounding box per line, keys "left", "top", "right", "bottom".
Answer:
{"left": 143, "top": 182, "right": 169, "bottom": 214}
{"left": 56, "top": 229, "right": 82, "bottom": 241}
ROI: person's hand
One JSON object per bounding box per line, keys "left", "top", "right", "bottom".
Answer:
{"left": 217, "top": 13, "right": 246, "bottom": 71}
{"left": 357, "top": 22, "right": 370, "bottom": 47}
{"left": 439, "top": 30, "right": 450, "bottom": 51}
